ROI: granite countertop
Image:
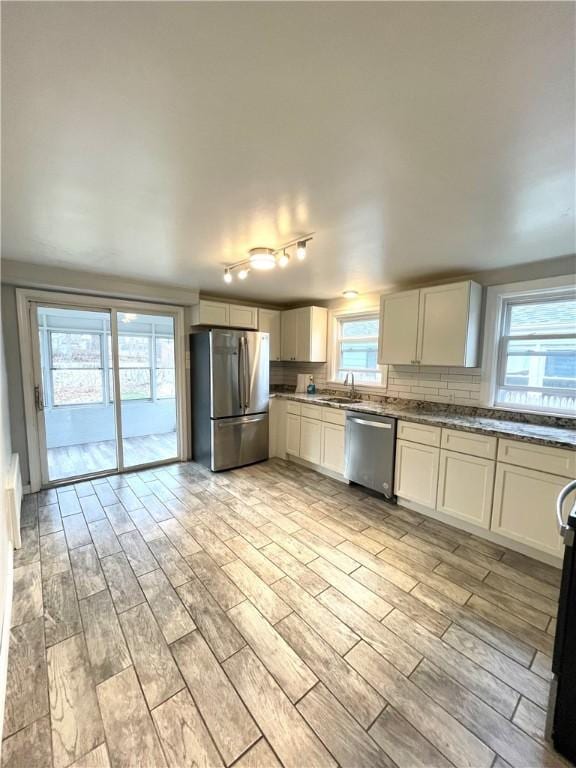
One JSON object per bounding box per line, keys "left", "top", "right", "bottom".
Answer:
{"left": 271, "top": 392, "right": 576, "bottom": 450}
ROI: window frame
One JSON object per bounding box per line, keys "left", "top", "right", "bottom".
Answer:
{"left": 481, "top": 276, "right": 576, "bottom": 416}
{"left": 39, "top": 316, "right": 176, "bottom": 409}
{"left": 327, "top": 305, "right": 388, "bottom": 391}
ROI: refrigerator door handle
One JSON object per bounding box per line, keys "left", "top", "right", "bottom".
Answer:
{"left": 217, "top": 414, "right": 267, "bottom": 427}
{"left": 237, "top": 337, "right": 245, "bottom": 409}
{"left": 243, "top": 335, "right": 251, "bottom": 408}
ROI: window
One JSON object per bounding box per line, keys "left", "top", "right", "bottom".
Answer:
{"left": 332, "top": 312, "right": 384, "bottom": 385}
{"left": 108, "top": 335, "right": 153, "bottom": 401}
{"left": 38, "top": 310, "right": 177, "bottom": 408}
{"left": 494, "top": 292, "right": 576, "bottom": 414}
{"left": 155, "top": 336, "right": 176, "bottom": 398}
{"left": 49, "top": 331, "right": 104, "bottom": 406}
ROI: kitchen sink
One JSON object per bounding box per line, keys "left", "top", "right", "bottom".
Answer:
{"left": 318, "top": 397, "right": 363, "bottom": 404}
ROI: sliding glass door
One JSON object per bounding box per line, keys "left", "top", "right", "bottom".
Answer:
{"left": 32, "top": 302, "right": 180, "bottom": 485}
{"left": 115, "top": 312, "right": 178, "bottom": 469}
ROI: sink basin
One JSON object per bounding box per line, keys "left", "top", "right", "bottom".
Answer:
{"left": 318, "top": 397, "right": 363, "bottom": 405}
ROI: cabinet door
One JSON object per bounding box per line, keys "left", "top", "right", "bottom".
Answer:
{"left": 491, "top": 463, "right": 573, "bottom": 557}
{"left": 229, "top": 304, "right": 258, "bottom": 329}
{"left": 286, "top": 413, "right": 301, "bottom": 456}
{"left": 321, "top": 422, "right": 345, "bottom": 474}
{"left": 437, "top": 450, "right": 495, "bottom": 529}
{"left": 378, "top": 290, "right": 420, "bottom": 364}
{"left": 269, "top": 398, "right": 286, "bottom": 458}
{"left": 417, "top": 282, "right": 471, "bottom": 366}
{"left": 281, "top": 310, "right": 298, "bottom": 361}
{"left": 295, "top": 308, "right": 310, "bottom": 361}
{"left": 308, "top": 307, "right": 328, "bottom": 362}
{"left": 198, "top": 301, "right": 229, "bottom": 326}
{"left": 299, "top": 417, "right": 322, "bottom": 464}
{"left": 394, "top": 439, "right": 439, "bottom": 507}
{"left": 259, "top": 309, "right": 281, "bottom": 361}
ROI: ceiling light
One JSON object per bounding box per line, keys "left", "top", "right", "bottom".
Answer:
{"left": 249, "top": 247, "right": 276, "bottom": 271}
{"left": 222, "top": 234, "right": 313, "bottom": 283}
{"left": 342, "top": 290, "right": 359, "bottom": 299}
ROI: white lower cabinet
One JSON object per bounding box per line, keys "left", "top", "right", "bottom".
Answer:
{"left": 286, "top": 413, "right": 301, "bottom": 457}
{"left": 491, "top": 463, "right": 573, "bottom": 558}
{"left": 321, "top": 422, "right": 346, "bottom": 475}
{"left": 394, "top": 439, "right": 440, "bottom": 508}
{"left": 269, "top": 399, "right": 286, "bottom": 458}
{"left": 300, "top": 417, "right": 322, "bottom": 464}
{"left": 281, "top": 403, "right": 345, "bottom": 476}
{"left": 437, "top": 449, "right": 495, "bottom": 529}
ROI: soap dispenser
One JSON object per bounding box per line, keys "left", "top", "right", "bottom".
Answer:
{"left": 307, "top": 375, "right": 316, "bottom": 395}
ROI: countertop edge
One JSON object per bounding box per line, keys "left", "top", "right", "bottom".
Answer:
{"left": 270, "top": 393, "right": 576, "bottom": 451}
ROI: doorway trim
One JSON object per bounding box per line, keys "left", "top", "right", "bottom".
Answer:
{"left": 16, "top": 288, "right": 188, "bottom": 491}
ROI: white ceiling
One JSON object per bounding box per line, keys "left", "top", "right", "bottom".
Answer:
{"left": 2, "top": 1, "right": 574, "bottom": 303}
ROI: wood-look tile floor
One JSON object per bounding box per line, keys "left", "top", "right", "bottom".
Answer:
{"left": 3, "top": 458, "right": 569, "bottom": 768}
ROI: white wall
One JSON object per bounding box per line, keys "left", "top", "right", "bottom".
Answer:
{"left": 0, "top": 306, "right": 14, "bottom": 745}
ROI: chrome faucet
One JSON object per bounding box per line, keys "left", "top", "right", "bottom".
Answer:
{"left": 343, "top": 372, "right": 356, "bottom": 399}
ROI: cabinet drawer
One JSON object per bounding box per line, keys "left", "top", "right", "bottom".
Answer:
{"left": 397, "top": 420, "right": 441, "bottom": 447}
{"left": 301, "top": 404, "right": 322, "bottom": 420}
{"left": 286, "top": 402, "right": 301, "bottom": 416}
{"left": 498, "top": 439, "right": 575, "bottom": 477}
{"left": 322, "top": 407, "right": 346, "bottom": 426}
{"left": 441, "top": 428, "right": 497, "bottom": 459}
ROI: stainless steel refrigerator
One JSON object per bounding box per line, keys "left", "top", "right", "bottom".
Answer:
{"left": 190, "top": 329, "right": 269, "bottom": 471}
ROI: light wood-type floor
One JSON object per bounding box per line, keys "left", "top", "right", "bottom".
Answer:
{"left": 47, "top": 432, "right": 178, "bottom": 481}
{"left": 3, "top": 458, "right": 568, "bottom": 768}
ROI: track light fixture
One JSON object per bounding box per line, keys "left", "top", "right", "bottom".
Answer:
{"left": 223, "top": 234, "right": 313, "bottom": 283}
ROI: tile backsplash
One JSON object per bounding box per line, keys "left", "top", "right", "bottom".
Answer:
{"left": 385, "top": 365, "right": 482, "bottom": 405}
{"left": 271, "top": 362, "right": 482, "bottom": 406}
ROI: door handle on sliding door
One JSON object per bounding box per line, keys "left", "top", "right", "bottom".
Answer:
{"left": 34, "top": 385, "right": 44, "bottom": 411}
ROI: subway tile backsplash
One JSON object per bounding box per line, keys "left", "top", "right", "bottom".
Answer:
{"left": 270, "top": 362, "right": 483, "bottom": 406}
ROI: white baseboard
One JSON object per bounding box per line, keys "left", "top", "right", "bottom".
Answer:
{"left": 397, "top": 496, "right": 563, "bottom": 569}
{"left": 0, "top": 545, "right": 14, "bottom": 746}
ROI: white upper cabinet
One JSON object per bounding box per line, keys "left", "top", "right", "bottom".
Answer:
{"left": 229, "top": 304, "right": 258, "bottom": 329}
{"left": 191, "top": 300, "right": 230, "bottom": 327}
{"left": 378, "top": 290, "right": 420, "bottom": 365}
{"left": 281, "top": 306, "right": 328, "bottom": 362}
{"left": 258, "top": 309, "right": 281, "bottom": 361}
{"left": 378, "top": 280, "right": 482, "bottom": 367}
{"left": 191, "top": 300, "right": 258, "bottom": 329}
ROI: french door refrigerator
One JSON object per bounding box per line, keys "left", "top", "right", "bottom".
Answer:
{"left": 190, "top": 329, "right": 269, "bottom": 471}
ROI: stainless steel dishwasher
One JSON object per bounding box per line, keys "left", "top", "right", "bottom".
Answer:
{"left": 344, "top": 412, "right": 397, "bottom": 501}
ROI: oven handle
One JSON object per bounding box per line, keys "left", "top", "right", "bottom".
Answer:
{"left": 556, "top": 479, "right": 576, "bottom": 538}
